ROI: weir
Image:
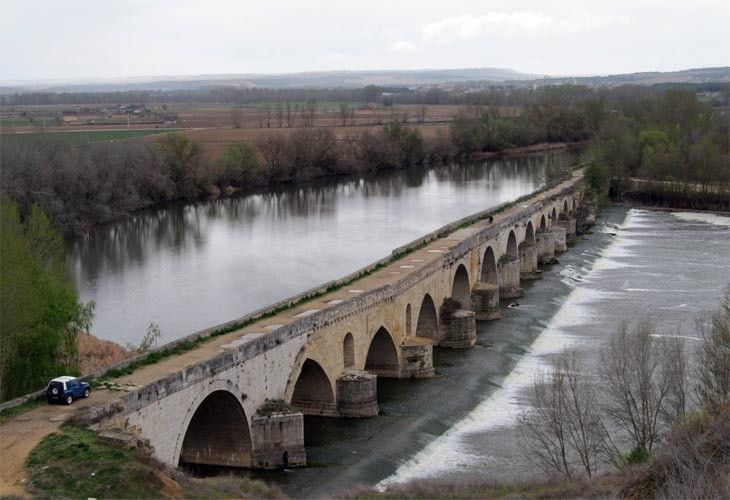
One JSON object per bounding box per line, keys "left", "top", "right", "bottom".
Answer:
{"left": 83, "top": 170, "right": 592, "bottom": 470}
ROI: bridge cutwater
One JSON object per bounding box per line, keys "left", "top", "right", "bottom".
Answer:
{"left": 83, "top": 170, "right": 593, "bottom": 470}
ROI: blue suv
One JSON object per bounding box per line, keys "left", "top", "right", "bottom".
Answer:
{"left": 46, "top": 376, "right": 90, "bottom": 405}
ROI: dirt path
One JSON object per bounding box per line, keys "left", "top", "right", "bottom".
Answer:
{"left": 0, "top": 391, "right": 117, "bottom": 497}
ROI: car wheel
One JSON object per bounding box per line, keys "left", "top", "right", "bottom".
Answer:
{"left": 84, "top": 389, "right": 90, "bottom": 398}
{"left": 66, "top": 395, "right": 73, "bottom": 405}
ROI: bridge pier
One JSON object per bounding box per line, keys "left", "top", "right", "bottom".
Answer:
{"left": 440, "top": 309, "right": 476, "bottom": 348}
{"left": 558, "top": 217, "right": 578, "bottom": 244}
{"left": 497, "top": 257, "right": 524, "bottom": 299}
{"left": 336, "top": 370, "right": 379, "bottom": 417}
{"left": 552, "top": 226, "right": 567, "bottom": 253}
{"left": 519, "top": 242, "right": 541, "bottom": 280}
{"left": 251, "top": 412, "right": 307, "bottom": 469}
{"left": 401, "top": 340, "right": 436, "bottom": 378}
{"left": 536, "top": 229, "right": 557, "bottom": 263}
{"left": 472, "top": 282, "right": 501, "bottom": 320}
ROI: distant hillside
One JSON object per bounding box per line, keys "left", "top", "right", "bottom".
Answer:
{"left": 2, "top": 67, "right": 728, "bottom": 95}
{"left": 523, "top": 67, "right": 730, "bottom": 87}
{"left": 1, "top": 68, "right": 535, "bottom": 93}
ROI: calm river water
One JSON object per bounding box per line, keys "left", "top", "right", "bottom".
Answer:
{"left": 67, "top": 154, "right": 550, "bottom": 345}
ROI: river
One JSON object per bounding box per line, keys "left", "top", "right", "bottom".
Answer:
{"left": 67, "top": 154, "right": 551, "bottom": 345}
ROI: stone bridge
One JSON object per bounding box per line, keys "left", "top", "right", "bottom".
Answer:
{"left": 91, "top": 171, "right": 589, "bottom": 471}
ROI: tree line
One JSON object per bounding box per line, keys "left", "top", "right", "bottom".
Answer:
{"left": 2, "top": 84, "right": 727, "bottom": 236}
{"left": 583, "top": 87, "right": 729, "bottom": 210}
{"left": 0, "top": 198, "right": 93, "bottom": 401}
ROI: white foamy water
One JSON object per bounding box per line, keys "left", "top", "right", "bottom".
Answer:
{"left": 672, "top": 211, "right": 730, "bottom": 227}
{"left": 377, "top": 216, "right": 637, "bottom": 489}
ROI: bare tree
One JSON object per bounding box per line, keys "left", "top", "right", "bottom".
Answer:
{"left": 518, "top": 350, "right": 606, "bottom": 479}
{"left": 661, "top": 334, "right": 689, "bottom": 423}
{"left": 417, "top": 105, "right": 427, "bottom": 124}
{"left": 274, "top": 104, "right": 284, "bottom": 128}
{"left": 657, "top": 406, "right": 730, "bottom": 499}
{"left": 230, "top": 107, "right": 242, "bottom": 129}
{"left": 600, "top": 319, "right": 684, "bottom": 453}
{"left": 694, "top": 288, "right": 730, "bottom": 412}
{"left": 285, "top": 102, "right": 294, "bottom": 128}
{"left": 263, "top": 104, "right": 272, "bottom": 128}
{"left": 304, "top": 99, "right": 317, "bottom": 127}
{"left": 338, "top": 102, "right": 350, "bottom": 126}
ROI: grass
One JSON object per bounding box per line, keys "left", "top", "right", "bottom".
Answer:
{"left": 27, "top": 422, "right": 169, "bottom": 499}
{"left": 256, "top": 399, "right": 297, "bottom": 416}
{"left": 26, "top": 422, "right": 284, "bottom": 499}
{"left": 0, "top": 118, "right": 37, "bottom": 127}
{"left": 2, "top": 128, "right": 178, "bottom": 144}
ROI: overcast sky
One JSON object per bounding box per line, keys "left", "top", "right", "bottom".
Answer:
{"left": 1, "top": 0, "right": 728, "bottom": 81}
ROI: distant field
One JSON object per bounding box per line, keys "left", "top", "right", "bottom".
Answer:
{"left": 0, "top": 118, "right": 36, "bottom": 127}
{"left": 1, "top": 128, "right": 179, "bottom": 144}
{"left": 140, "top": 123, "right": 452, "bottom": 160}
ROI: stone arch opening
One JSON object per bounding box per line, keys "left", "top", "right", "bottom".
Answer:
{"left": 415, "top": 294, "right": 439, "bottom": 339}
{"left": 405, "top": 304, "right": 412, "bottom": 336}
{"left": 451, "top": 264, "right": 471, "bottom": 309}
{"left": 480, "top": 246, "right": 498, "bottom": 285}
{"left": 524, "top": 221, "right": 535, "bottom": 245}
{"left": 551, "top": 207, "right": 557, "bottom": 223}
{"left": 179, "top": 390, "right": 252, "bottom": 468}
{"left": 343, "top": 333, "right": 355, "bottom": 368}
{"left": 540, "top": 214, "right": 547, "bottom": 231}
{"left": 365, "top": 327, "right": 400, "bottom": 377}
{"left": 292, "top": 359, "right": 335, "bottom": 414}
{"left": 562, "top": 200, "right": 569, "bottom": 218}
{"left": 506, "top": 230, "right": 518, "bottom": 260}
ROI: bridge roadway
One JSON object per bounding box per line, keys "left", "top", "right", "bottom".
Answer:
{"left": 0, "top": 169, "right": 589, "bottom": 491}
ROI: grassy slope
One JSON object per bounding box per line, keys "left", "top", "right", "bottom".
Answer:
{"left": 26, "top": 423, "right": 283, "bottom": 499}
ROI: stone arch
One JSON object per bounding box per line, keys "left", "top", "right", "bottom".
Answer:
{"left": 540, "top": 214, "right": 547, "bottom": 231}
{"left": 524, "top": 221, "right": 535, "bottom": 245}
{"left": 405, "top": 304, "right": 412, "bottom": 336}
{"left": 506, "top": 230, "right": 518, "bottom": 260}
{"left": 365, "top": 326, "right": 400, "bottom": 377}
{"left": 343, "top": 333, "right": 355, "bottom": 368}
{"left": 415, "top": 294, "right": 439, "bottom": 339}
{"left": 178, "top": 389, "right": 252, "bottom": 468}
{"left": 551, "top": 206, "right": 557, "bottom": 223}
{"left": 562, "top": 200, "right": 569, "bottom": 218}
{"left": 480, "top": 246, "right": 498, "bottom": 285}
{"left": 451, "top": 264, "right": 471, "bottom": 309}
{"left": 292, "top": 358, "right": 335, "bottom": 415}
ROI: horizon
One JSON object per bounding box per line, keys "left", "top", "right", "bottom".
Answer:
{"left": 3, "top": 64, "right": 728, "bottom": 87}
